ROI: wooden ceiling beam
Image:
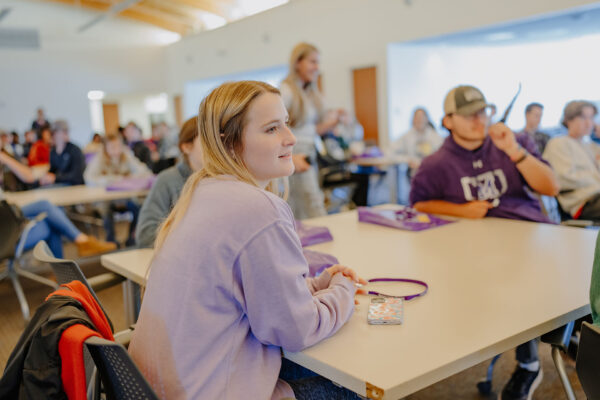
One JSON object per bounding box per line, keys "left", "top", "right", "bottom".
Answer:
{"left": 121, "top": 8, "right": 191, "bottom": 34}
{"left": 168, "top": 0, "right": 234, "bottom": 20}
{"left": 41, "top": 0, "right": 190, "bottom": 34}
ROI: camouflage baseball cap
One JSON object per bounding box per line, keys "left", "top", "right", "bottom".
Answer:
{"left": 444, "top": 85, "right": 491, "bottom": 116}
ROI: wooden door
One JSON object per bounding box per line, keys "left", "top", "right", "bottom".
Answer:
{"left": 352, "top": 66, "right": 379, "bottom": 144}
{"left": 102, "top": 103, "right": 120, "bottom": 135}
{"left": 174, "top": 95, "right": 184, "bottom": 127}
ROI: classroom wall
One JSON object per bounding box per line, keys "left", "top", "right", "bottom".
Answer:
{"left": 0, "top": 47, "right": 167, "bottom": 146}
{"left": 165, "top": 0, "right": 600, "bottom": 147}
{"left": 387, "top": 34, "right": 600, "bottom": 142}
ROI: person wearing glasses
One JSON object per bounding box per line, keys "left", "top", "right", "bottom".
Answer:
{"left": 409, "top": 85, "right": 559, "bottom": 400}
{"left": 410, "top": 85, "right": 558, "bottom": 222}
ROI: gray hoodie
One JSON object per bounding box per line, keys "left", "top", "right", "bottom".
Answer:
{"left": 135, "top": 162, "right": 192, "bottom": 248}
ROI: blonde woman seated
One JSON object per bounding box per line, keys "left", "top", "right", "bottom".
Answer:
{"left": 84, "top": 133, "right": 152, "bottom": 246}
{"left": 129, "top": 81, "right": 366, "bottom": 399}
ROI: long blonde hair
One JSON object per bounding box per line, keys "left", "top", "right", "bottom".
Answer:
{"left": 154, "top": 81, "right": 283, "bottom": 251}
{"left": 282, "top": 42, "right": 324, "bottom": 128}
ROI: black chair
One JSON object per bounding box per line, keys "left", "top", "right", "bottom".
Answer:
{"left": 33, "top": 241, "right": 136, "bottom": 398}
{"left": 540, "top": 321, "right": 576, "bottom": 399}
{"left": 85, "top": 336, "right": 159, "bottom": 400}
{"left": 33, "top": 241, "right": 127, "bottom": 336}
{"left": 555, "top": 193, "right": 599, "bottom": 228}
{"left": 0, "top": 200, "right": 57, "bottom": 322}
{"left": 576, "top": 322, "right": 600, "bottom": 399}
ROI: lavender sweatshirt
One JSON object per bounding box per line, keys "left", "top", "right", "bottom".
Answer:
{"left": 129, "top": 178, "right": 356, "bottom": 400}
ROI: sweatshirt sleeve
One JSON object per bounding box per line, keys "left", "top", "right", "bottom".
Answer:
{"left": 236, "top": 220, "right": 356, "bottom": 352}
{"left": 136, "top": 174, "right": 174, "bottom": 248}
{"left": 543, "top": 138, "right": 593, "bottom": 190}
{"left": 83, "top": 156, "right": 106, "bottom": 186}
{"left": 410, "top": 159, "right": 442, "bottom": 205}
{"left": 54, "top": 145, "right": 85, "bottom": 185}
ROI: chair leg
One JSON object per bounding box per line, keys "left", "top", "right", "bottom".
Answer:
{"left": 16, "top": 268, "right": 58, "bottom": 289}
{"left": 6, "top": 261, "right": 31, "bottom": 322}
{"left": 551, "top": 346, "right": 576, "bottom": 400}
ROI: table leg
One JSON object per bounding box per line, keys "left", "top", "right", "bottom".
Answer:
{"left": 122, "top": 279, "right": 141, "bottom": 326}
{"left": 390, "top": 165, "right": 399, "bottom": 204}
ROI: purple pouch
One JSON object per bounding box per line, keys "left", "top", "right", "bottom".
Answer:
{"left": 106, "top": 176, "right": 156, "bottom": 191}
{"left": 296, "top": 220, "right": 333, "bottom": 247}
{"left": 358, "top": 146, "right": 384, "bottom": 158}
{"left": 84, "top": 152, "right": 97, "bottom": 164}
{"left": 303, "top": 249, "right": 339, "bottom": 276}
{"left": 358, "top": 206, "right": 453, "bottom": 231}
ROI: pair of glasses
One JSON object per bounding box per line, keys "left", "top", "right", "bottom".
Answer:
{"left": 464, "top": 106, "right": 496, "bottom": 120}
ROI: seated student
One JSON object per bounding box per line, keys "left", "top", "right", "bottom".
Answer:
{"left": 123, "top": 122, "right": 154, "bottom": 170}
{"left": 21, "top": 130, "right": 36, "bottom": 160}
{"left": 129, "top": 81, "right": 365, "bottom": 400}
{"left": 410, "top": 85, "right": 558, "bottom": 400}
{"left": 543, "top": 101, "right": 600, "bottom": 220}
{"left": 1, "top": 131, "right": 23, "bottom": 159}
{"left": 0, "top": 122, "right": 84, "bottom": 188}
{"left": 0, "top": 188, "right": 115, "bottom": 258}
{"left": 136, "top": 117, "right": 202, "bottom": 248}
{"left": 390, "top": 107, "right": 444, "bottom": 173}
{"left": 516, "top": 103, "right": 551, "bottom": 155}
{"left": 40, "top": 120, "right": 85, "bottom": 186}
{"left": 10, "top": 131, "right": 24, "bottom": 159}
{"left": 28, "top": 127, "right": 52, "bottom": 166}
{"left": 84, "top": 133, "right": 152, "bottom": 246}
{"left": 83, "top": 133, "right": 103, "bottom": 155}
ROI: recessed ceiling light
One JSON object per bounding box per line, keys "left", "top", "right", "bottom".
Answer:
{"left": 87, "top": 90, "right": 105, "bottom": 100}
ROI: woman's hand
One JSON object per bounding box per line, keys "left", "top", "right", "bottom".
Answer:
{"left": 325, "top": 264, "right": 368, "bottom": 303}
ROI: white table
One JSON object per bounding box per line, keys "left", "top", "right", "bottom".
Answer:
{"left": 4, "top": 184, "right": 149, "bottom": 208}
{"left": 100, "top": 209, "right": 596, "bottom": 399}
{"left": 101, "top": 248, "right": 153, "bottom": 325}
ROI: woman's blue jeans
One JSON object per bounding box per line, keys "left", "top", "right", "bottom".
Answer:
{"left": 20, "top": 200, "right": 81, "bottom": 258}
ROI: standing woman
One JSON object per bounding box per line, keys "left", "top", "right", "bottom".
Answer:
{"left": 281, "top": 42, "right": 341, "bottom": 219}
{"left": 129, "top": 81, "right": 365, "bottom": 400}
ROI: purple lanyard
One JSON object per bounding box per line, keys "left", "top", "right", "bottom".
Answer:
{"left": 367, "top": 278, "right": 428, "bottom": 301}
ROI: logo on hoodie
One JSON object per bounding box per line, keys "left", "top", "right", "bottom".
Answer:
{"left": 460, "top": 169, "right": 508, "bottom": 201}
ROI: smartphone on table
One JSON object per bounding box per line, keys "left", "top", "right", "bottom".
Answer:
{"left": 367, "top": 297, "right": 404, "bottom": 325}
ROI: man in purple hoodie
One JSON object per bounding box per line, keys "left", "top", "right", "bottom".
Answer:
{"left": 410, "top": 85, "right": 559, "bottom": 400}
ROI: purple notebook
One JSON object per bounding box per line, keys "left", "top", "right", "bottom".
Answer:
{"left": 358, "top": 206, "right": 454, "bottom": 231}
{"left": 303, "top": 249, "right": 339, "bottom": 276}
{"left": 106, "top": 176, "right": 156, "bottom": 191}
{"left": 296, "top": 220, "right": 334, "bottom": 247}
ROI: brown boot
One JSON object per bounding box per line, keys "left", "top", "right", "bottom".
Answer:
{"left": 76, "top": 236, "right": 117, "bottom": 257}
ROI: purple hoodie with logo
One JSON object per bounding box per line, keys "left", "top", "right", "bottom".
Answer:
{"left": 410, "top": 134, "right": 551, "bottom": 223}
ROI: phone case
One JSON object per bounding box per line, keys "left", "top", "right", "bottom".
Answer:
{"left": 367, "top": 297, "right": 404, "bottom": 325}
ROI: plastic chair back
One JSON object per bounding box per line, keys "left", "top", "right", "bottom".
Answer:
{"left": 85, "top": 336, "right": 158, "bottom": 400}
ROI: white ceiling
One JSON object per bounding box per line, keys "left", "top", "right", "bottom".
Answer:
{"left": 0, "top": 0, "right": 181, "bottom": 50}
